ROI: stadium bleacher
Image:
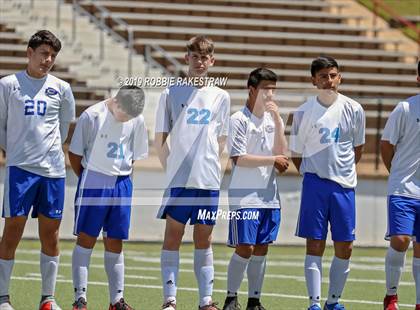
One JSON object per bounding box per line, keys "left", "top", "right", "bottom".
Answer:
{"left": 1, "top": 0, "right": 419, "bottom": 163}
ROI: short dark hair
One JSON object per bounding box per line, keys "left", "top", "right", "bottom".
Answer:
{"left": 311, "top": 56, "right": 339, "bottom": 77}
{"left": 28, "top": 30, "right": 61, "bottom": 53}
{"left": 115, "top": 85, "right": 145, "bottom": 117}
{"left": 247, "top": 67, "right": 277, "bottom": 88}
{"left": 186, "top": 36, "right": 214, "bottom": 55}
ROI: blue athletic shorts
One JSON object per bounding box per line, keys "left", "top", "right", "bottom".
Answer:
{"left": 73, "top": 169, "right": 133, "bottom": 240}
{"left": 228, "top": 208, "right": 280, "bottom": 247}
{"left": 157, "top": 187, "right": 219, "bottom": 225}
{"left": 296, "top": 173, "right": 356, "bottom": 242}
{"left": 2, "top": 166, "right": 65, "bottom": 219}
{"left": 386, "top": 195, "right": 420, "bottom": 240}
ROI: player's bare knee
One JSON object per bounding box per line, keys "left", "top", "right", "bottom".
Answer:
{"left": 390, "top": 235, "right": 411, "bottom": 252}
{"left": 253, "top": 244, "right": 269, "bottom": 256}
{"left": 235, "top": 245, "right": 253, "bottom": 258}
{"left": 306, "top": 239, "right": 325, "bottom": 256}
{"left": 76, "top": 233, "right": 97, "bottom": 249}
{"left": 103, "top": 237, "right": 123, "bottom": 253}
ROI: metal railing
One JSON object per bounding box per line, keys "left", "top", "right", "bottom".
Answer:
{"left": 53, "top": 0, "right": 184, "bottom": 78}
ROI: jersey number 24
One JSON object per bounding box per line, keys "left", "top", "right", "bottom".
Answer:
{"left": 319, "top": 127, "right": 340, "bottom": 144}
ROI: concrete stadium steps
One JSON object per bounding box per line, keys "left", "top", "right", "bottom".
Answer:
{"left": 134, "top": 39, "right": 413, "bottom": 63}
{"left": 100, "top": 12, "right": 367, "bottom": 36}
{"left": 78, "top": 1, "right": 359, "bottom": 24}
{"left": 107, "top": 0, "right": 339, "bottom": 11}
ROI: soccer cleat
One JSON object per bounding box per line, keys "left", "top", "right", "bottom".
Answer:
{"left": 222, "top": 296, "right": 241, "bottom": 310}
{"left": 161, "top": 301, "right": 176, "bottom": 310}
{"left": 108, "top": 298, "right": 134, "bottom": 310}
{"left": 308, "top": 306, "right": 322, "bottom": 310}
{"left": 72, "top": 297, "right": 87, "bottom": 310}
{"left": 323, "top": 303, "right": 345, "bottom": 310}
{"left": 39, "top": 296, "right": 62, "bottom": 310}
{"left": 199, "top": 302, "right": 221, "bottom": 310}
{"left": 415, "top": 305, "right": 420, "bottom": 310}
{"left": 246, "top": 298, "right": 265, "bottom": 310}
{"left": 383, "top": 295, "right": 399, "bottom": 310}
{"left": 0, "top": 295, "right": 14, "bottom": 310}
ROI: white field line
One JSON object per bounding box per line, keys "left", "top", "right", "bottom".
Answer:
{"left": 14, "top": 259, "right": 415, "bottom": 286}
{"left": 10, "top": 276, "right": 415, "bottom": 308}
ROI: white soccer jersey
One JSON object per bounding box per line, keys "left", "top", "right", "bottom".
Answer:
{"left": 155, "top": 85, "right": 230, "bottom": 190}
{"left": 289, "top": 93, "right": 365, "bottom": 188}
{"left": 228, "top": 107, "right": 282, "bottom": 210}
{"left": 382, "top": 94, "right": 420, "bottom": 199}
{"left": 69, "top": 101, "right": 148, "bottom": 176}
{"left": 0, "top": 71, "right": 75, "bottom": 178}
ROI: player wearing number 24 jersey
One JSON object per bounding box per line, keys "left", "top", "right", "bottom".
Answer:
{"left": 290, "top": 56, "right": 365, "bottom": 310}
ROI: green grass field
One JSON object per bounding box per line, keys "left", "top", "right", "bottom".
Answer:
{"left": 8, "top": 240, "right": 416, "bottom": 310}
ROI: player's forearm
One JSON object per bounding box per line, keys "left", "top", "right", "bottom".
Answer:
{"left": 354, "top": 145, "right": 364, "bottom": 165}
{"left": 291, "top": 153, "right": 302, "bottom": 172}
{"left": 380, "top": 140, "right": 394, "bottom": 173}
{"left": 218, "top": 136, "right": 227, "bottom": 157}
{"left": 68, "top": 152, "right": 83, "bottom": 177}
{"left": 59, "top": 121, "right": 70, "bottom": 144}
{"left": 233, "top": 154, "right": 276, "bottom": 167}
{"left": 154, "top": 132, "right": 169, "bottom": 170}
{"left": 0, "top": 125, "right": 6, "bottom": 151}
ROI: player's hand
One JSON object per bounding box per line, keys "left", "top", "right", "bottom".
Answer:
{"left": 274, "top": 155, "right": 289, "bottom": 173}
{"left": 265, "top": 101, "right": 281, "bottom": 122}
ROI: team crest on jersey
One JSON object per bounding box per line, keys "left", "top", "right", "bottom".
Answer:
{"left": 265, "top": 125, "right": 274, "bottom": 133}
{"left": 45, "top": 87, "right": 58, "bottom": 97}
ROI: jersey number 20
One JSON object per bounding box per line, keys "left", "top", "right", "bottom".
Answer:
{"left": 24, "top": 100, "right": 47, "bottom": 116}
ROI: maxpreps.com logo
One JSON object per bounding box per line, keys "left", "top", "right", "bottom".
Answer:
{"left": 45, "top": 87, "right": 59, "bottom": 98}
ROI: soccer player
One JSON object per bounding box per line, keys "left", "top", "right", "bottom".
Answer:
{"left": 222, "top": 68, "right": 288, "bottom": 310}
{"left": 0, "top": 30, "right": 75, "bottom": 310}
{"left": 381, "top": 61, "right": 420, "bottom": 310}
{"left": 290, "top": 56, "right": 365, "bottom": 310}
{"left": 68, "top": 85, "right": 148, "bottom": 310}
{"left": 155, "top": 36, "right": 230, "bottom": 310}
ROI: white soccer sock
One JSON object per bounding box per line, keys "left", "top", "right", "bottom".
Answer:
{"left": 0, "top": 259, "right": 14, "bottom": 296}
{"left": 413, "top": 257, "right": 420, "bottom": 304}
{"left": 161, "top": 250, "right": 179, "bottom": 304}
{"left": 104, "top": 251, "right": 124, "bottom": 305}
{"left": 385, "top": 247, "right": 406, "bottom": 296}
{"left": 247, "top": 255, "right": 266, "bottom": 299}
{"left": 227, "top": 252, "right": 249, "bottom": 297}
{"left": 40, "top": 252, "right": 59, "bottom": 297}
{"left": 327, "top": 256, "right": 350, "bottom": 305}
{"left": 72, "top": 245, "right": 93, "bottom": 301}
{"left": 194, "top": 248, "right": 214, "bottom": 307}
{"left": 305, "top": 255, "right": 322, "bottom": 307}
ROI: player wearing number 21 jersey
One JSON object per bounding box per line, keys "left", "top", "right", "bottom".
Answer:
{"left": 68, "top": 85, "right": 148, "bottom": 310}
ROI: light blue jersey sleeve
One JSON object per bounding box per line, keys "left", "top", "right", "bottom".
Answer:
{"left": 0, "top": 79, "right": 8, "bottom": 151}
{"left": 69, "top": 112, "right": 91, "bottom": 157}
{"left": 218, "top": 92, "right": 231, "bottom": 137}
{"left": 133, "top": 116, "right": 149, "bottom": 160}
{"left": 228, "top": 115, "right": 247, "bottom": 157}
{"left": 382, "top": 102, "right": 405, "bottom": 145}
{"left": 155, "top": 89, "right": 170, "bottom": 133}
{"left": 289, "top": 110, "right": 305, "bottom": 154}
{"left": 59, "top": 83, "right": 76, "bottom": 142}
{"left": 353, "top": 106, "right": 366, "bottom": 147}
